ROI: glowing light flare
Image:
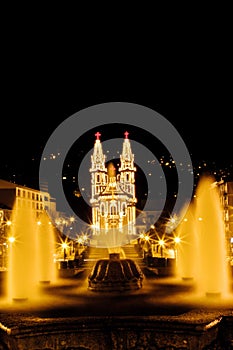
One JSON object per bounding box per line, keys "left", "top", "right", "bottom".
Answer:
{"left": 57, "top": 235, "right": 72, "bottom": 251}
{"left": 76, "top": 231, "right": 90, "bottom": 245}
{"left": 141, "top": 230, "right": 166, "bottom": 248}
{"left": 37, "top": 219, "right": 52, "bottom": 226}
{"left": 58, "top": 240, "right": 70, "bottom": 261}
{"left": 174, "top": 236, "right": 181, "bottom": 244}
{"left": 76, "top": 237, "right": 84, "bottom": 245}
{"left": 169, "top": 214, "right": 179, "bottom": 225}
{"left": 158, "top": 239, "right": 165, "bottom": 247}
{"left": 173, "top": 218, "right": 195, "bottom": 248}
{"left": 61, "top": 242, "right": 68, "bottom": 250}
{"left": 82, "top": 233, "right": 88, "bottom": 242}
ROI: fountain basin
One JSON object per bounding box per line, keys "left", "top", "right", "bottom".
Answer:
{"left": 0, "top": 311, "right": 232, "bottom": 350}
{"left": 88, "top": 253, "right": 144, "bottom": 292}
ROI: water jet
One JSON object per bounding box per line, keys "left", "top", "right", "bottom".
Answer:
{"left": 6, "top": 204, "right": 57, "bottom": 302}
{"left": 7, "top": 205, "right": 37, "bottom": 301}
{"left": 195, "top": 175, "right": 230, "bottom": 298}
{"left": 175, "top": 201, "right": 197, "bottom": 281}
{"left": 176, "top": 174, "right": 231, "bottom": 299}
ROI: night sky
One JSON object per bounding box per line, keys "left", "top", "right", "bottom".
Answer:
{"left": 1, "top": 15, "right": 232, "bottom": 193}
{"left": 1, "top": 68, "right": 231, "bottom": 184}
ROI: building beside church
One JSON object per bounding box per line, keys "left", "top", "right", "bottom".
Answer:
{"left": 89, "top": 131, "right": 137, "bottom": 241}
{"left": 218, "top": 180, "right": 233, "bottom": 259}
{"left": 0, "top": 179, "right": 57, "bottom": 219}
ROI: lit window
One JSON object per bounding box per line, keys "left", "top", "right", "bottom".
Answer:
{"left": 110, "top": 205, "right": 117, "bottom": 215}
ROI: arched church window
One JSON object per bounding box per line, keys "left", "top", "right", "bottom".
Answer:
{"left": 110, "top": 205, "right": 117, "bottom": 215}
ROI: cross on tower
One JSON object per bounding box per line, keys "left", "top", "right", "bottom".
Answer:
{"left": 95, "top": 131, "right": 101, "bottom": 140}
{"left": 124, "top": 131, "right": 129, "bottom": 139}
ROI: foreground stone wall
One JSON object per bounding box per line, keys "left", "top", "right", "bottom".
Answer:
{"left": 0, "top": 311, "right": 232, "bottom": 350}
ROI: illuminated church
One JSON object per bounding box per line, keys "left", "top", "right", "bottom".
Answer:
{"left": 89, "top": 131, "right": 137, "bottom": 240}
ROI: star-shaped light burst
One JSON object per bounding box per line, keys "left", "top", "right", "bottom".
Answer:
{"left": 75, "top": 232, "right": 90, "bottom": 246}
{"left": 140, "top": 226, "right": 169, "bottom": 251}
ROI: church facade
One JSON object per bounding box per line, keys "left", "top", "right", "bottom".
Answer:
{"left": 89, "top": 131, "right": 137, "bottom": 240}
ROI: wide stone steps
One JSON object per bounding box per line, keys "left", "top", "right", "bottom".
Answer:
{"left": 121, "top": 244, "right": 145, "bottom": 268}
{"left": 81, "top": 244, "right": 146, "bottom": 271}
{"left": 87, "top": 247, "right": 109, "bottom": 259}
{"left": 122, "top": 244, "right": 140, "bottom": 257}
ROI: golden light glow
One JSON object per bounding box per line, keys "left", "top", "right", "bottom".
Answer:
{"left": 61, "top": 242, "right": 68, "bottom": 249}
{"left": 76, "top": 237, "right": 84, "bottom": 245}
{"left": 174, "top": 237, "right": 181, "bottom": 244}
{"left": 158, "top": 239, "right": 165, "bottom": 246}
{"left": 76, "top": 231, "right": 90, "bottom": 245}
{"left": 8, "top": 236, "right": 15, "bottom": 243}
{"left": 82, "top": 233, "right": 88, "bottom": 241}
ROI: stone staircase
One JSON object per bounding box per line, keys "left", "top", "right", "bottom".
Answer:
{"left": 82, "top": 247, "right": 109, "bottom": 270}
{"left": 82, "top": 244, "right": 144, "bottom": 269}
{"left": 121, "top": 243, "right": 144, "bottom": 268}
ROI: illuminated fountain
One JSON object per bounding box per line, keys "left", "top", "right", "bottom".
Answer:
{"left": 88, "top": 227, "right": 144, "bottom": 292}
{"left": 195, "top": 175, "right": 230, "bottom": 297}
{"left": 88, "top": 246, "right": 144, "bottom": 292}
{"left": 175, "top": 201, "right": 198, "bottom": 281}
{"left": 7, "top": 205, "right": 37, "bottom": 301}
{"left": 176, "top": 174, "right": 231, "bottom": 298}
{"left": 6, "top": 204, "right": 57, "bottom": 301}
{"left": 36, "top": 211, "right": 57, "bottom": 284}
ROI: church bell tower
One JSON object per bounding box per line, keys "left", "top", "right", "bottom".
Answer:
{"left": 90, "top": 131, "right": 137, "bottom": 242}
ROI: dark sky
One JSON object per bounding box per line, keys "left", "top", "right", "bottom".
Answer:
{"left": 1, "top": 13, "right": 232, "bottom": 188}
{"left": 2, "top": 66, "right": 231, "bottom": 164}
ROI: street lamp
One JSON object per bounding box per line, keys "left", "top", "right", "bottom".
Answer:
{"left": 61, "top": 242, "right": 68, "bottom": 261}
{"left": 158, "top": 239, "right": 165, "bottom": 257}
